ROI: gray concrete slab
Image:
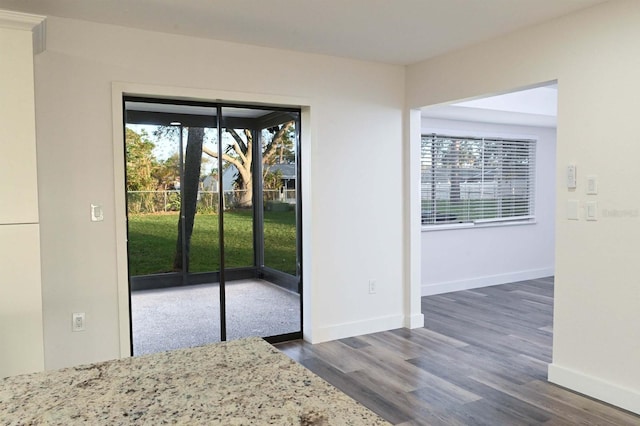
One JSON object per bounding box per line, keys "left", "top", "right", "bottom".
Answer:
{"left": 131, "top": 279, "right": 300, "bottom": 355}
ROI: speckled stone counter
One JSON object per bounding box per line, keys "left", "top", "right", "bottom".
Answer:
{"left": 0, "top": 337, "right": 389, "bottom": 425}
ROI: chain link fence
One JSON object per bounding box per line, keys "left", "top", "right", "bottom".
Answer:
{"left": 127, "top": 189, "right": 296, "bottom": 214}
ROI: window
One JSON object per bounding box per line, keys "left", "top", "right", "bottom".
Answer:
{"left": 421, "top": 134, "right": 536, "bottom": 226}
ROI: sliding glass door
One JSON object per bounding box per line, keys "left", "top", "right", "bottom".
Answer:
{"left": 124, "top": 99, "right": 301, "bottom": 355}
{"left": 223, "top": 108, "right": 301, "bottom": 340}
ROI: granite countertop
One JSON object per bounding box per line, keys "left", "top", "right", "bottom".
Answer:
{"left": 0, "top": 337, "right": 390, "bottom": 425}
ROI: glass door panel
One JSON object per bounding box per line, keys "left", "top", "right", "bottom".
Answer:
{"left": 125, "top": 124, "right": 181, "bottom": 276}
{"left": 175, "top": 125, "right": 221, "bottom": 347}
{"left": 126, "top": 117, "right": 221, "bottom": 354}
{"left": 223, "top": 108, "right": 301, "bottom": 339}
{"left": 219, "top": 123, "right": 254, "bottom": 270}
{"left": 126, "top": 123, "right": 187, "bottom": 355}
{"left": 220, "top": 113, "right": 255, "bottom": 340}
{"left": 262, "top": 120, "right": 298, "bottom": 276}
{"left": 258, "top": 116, "right": 301, "bottom": 339}
{"left": 189, "top": 127, "right": 221, "bottom": 274}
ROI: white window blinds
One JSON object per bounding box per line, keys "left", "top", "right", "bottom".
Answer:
{"left": 421, "top": 134, "right": 536, "bottom": 226}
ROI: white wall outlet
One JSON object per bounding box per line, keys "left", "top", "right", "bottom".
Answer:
{"left": 72, "top": 312, "right": 85, "bottom": 332}
{"left": 368, "top": 280, "right": 377, "bottom": 294}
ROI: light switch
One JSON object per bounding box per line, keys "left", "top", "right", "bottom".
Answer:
{"left": 567, "top": 165, "right": 577, "bottom": 189}
{"left": 91, "top": 204, "right": 104, "bottom": 222}
{"left": 586, "top": 175, "right": 598, "bottom": 195}
{"left": 72, "top": 312, "right": 85, "bottom": 332}
{"left": 586, "top": 201, "right": 597, "bottom": 221}
{"left": 567, "top": 200, "right": 579, "bottom": 220}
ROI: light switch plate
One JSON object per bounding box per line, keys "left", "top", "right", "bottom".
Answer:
{"left": 72, "top": 312, "right": 85, "bottom": 332}
{"left": 91, "top": 204, "right": 104, "bottom": 222}
{"left": 567, "top": 165, "right": 577, "bottom": 189}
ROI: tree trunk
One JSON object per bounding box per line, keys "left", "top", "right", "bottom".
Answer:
{"left": 236, "top": 177, "right": 253, "bottom": 208}
{"left": 173, "top": 127, "right": 204, "bottom": 272}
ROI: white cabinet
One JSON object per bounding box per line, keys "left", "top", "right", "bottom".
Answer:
{"left": 0, "top": 22, "right": 40, "bottom": 224}
{"left": 0, "top": 10, "right": 46, "bottom": 377}
{"left": 0, "top": 224, "right": 44, "bottom": 377}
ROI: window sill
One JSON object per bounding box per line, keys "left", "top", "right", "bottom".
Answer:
{"left": 421, "top": 218, "right": 537, "bottom": 232}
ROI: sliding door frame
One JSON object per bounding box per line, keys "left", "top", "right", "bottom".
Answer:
{"left": 119, "top": 91, "right": 303, "bottom": 353}
{"left": 112, "top": 82, "right": 313, "bottom": 358}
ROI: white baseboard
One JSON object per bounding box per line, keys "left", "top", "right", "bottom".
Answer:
{"left": 421, "top": 268, "right": 554, "bottom": 296}
{"left": 310, "top": 314, "right": 404, "bottom": 344}
{"left": 404, "top": 313, "right": 425, "bottom": 329}
{"left": 548, "top": 363, "right": 640, "bottom": 415}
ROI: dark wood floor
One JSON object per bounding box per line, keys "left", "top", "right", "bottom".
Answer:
{"left": 276, "top": 277, "right": 640, "bottom": 425}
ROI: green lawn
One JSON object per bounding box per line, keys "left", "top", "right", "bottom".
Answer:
{"left": 422, "top": 197, "right": 529, "bottom": 223}
{"left": 127, "top": 210, "right": 297, "bottom": 276}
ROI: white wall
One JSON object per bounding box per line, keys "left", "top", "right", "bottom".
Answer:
{"left": 407, "top": 0, "right": 640, "bottom": 413}
{"left": 33, "top": 16, "right": 406, "bottom": 369}
{"left": 420, "top": 118, "right": 556, "bottom": 295}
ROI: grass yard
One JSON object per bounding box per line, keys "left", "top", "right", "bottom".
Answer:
{"left": 127, "top": 210, "right": 297, "bottom": 276}
{"left": 421, "top": 197, "right": 529, "bottom": 223}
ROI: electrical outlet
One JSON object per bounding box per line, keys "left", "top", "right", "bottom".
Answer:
{"left": 72, "top": 313, "right": 85, "bottom": 332}
{"left": 368, "top": 280, "right": 377, "bottom": 294}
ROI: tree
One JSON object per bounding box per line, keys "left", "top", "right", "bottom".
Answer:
{"left": 262, "top": 123, "right": 295, "bottom": 193}
{"left": 125, "top": 128, "right": 158, "bottom": 213}
{"left": 153, "top": 153, "right": 180, "bottom": 191}
{"left": 201, "top": 121, "right": 295, "bottom": 207}
{"left": 173, "top": 127, "right": 204, "bottom": 272}
{"left": 263, "top": 123, "right": 296, "bottom": 165}
{"left": 206, "top": 128, "right": 254, "bottom": 207}
{"left": 442, "top": 138, "right": 477, "bottom": 201}
{"left": 125, "top": 128, "right": 156, "bottom": 192}
{"left": 165, "top": 122, "right": 295, "bottom": 271}
{"left": 263, "top": 168, "right": 283, "bottom": 190}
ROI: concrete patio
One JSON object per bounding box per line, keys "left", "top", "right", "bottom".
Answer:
{"left": 131, "top": 279, "right": 300, "bottom": 355}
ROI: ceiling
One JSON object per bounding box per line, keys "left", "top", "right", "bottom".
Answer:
{"left": 0, "top": 0, "right": 606, "bottom": 65}
{"left": 422, "top": 84, "right": 558, "bottom": 128}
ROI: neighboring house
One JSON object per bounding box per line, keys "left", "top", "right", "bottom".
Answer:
{"left": 263, "top": 163, "right": 296, "bottom": 190}
{"left": 221, "top": 163, "right": 296, "bottom": 191}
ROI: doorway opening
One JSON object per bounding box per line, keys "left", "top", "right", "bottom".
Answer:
{"left": 123, "top": 97, "right": 302, "bottom": 355}
{"left": 419, "top": 81, "right": 557, "bottom": 295}
{"left": 418, "top": 82, "right": 557, "bottom": 382}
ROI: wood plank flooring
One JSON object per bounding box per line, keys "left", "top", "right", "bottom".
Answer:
{"left": 275, "top": 277, "right": 640, "bottom": 425}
